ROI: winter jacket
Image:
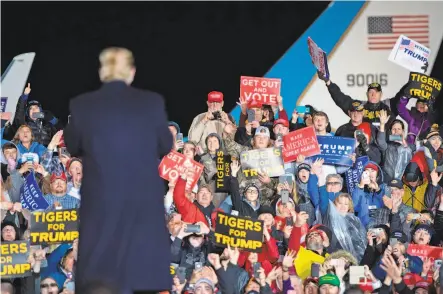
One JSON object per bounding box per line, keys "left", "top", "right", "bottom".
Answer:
{"left": 326, "top": 82, "right": 398, "bottom": 124}
{"left": 173, "top": 178, "right": 213, "bottom": 226}
{"left": 215, "top": 263, "right": 250, "bottom": 294}
{"left": 335, "top": 121, "right": 359, "bottom": 138}
{"left": 296, "top": 178, "right": 316, "bottom": 226}
{"left": 230, "top": 177, "right": 260, "bottom": 218}
{"left": 377, "top": 130, "right": 414, "bottom": 183}
{"left": 397, "top": 96, "right": 433, "bottom": 144}
{"left": 188, "top": 112, "right": 234, "bottom": 150}
{"left": 223, "top": 134, "right": 277, "bottom": 206}
{"left": 170, "top": 237, "right": 211, "bottom": 279}
{"left": 307, "top": 174, "right": 341, "bottom": 218}
{"left": 8, "top": 94, "right": 61, "bottom": 146}
{"left": 352, "top": 161, "right": 386, "bottom": 228}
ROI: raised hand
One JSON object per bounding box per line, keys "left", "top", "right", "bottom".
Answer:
{"left": 24, "top": 83, "right": 31, "bottom": 95}
{"left": 230, "top": 160, "right": 241, "bottom": 178}
{"left": 282, "top": 249, "right": 297, "bottom": 269}
{"left": 207, "top": 253, "right": 221, "bottom": 270}
{"left": 430, "top": 169, "right": 443, "bottom": 186}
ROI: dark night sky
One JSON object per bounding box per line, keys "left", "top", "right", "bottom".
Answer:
{"left": 1, "top": 2, "right": 329, "bottom": 132}
{"left": 2, "top": 2, "right": 443, "bottom": 130}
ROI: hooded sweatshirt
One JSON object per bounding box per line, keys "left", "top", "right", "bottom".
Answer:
{"left": 0, "top": 141, "right": 25, "bottom": 203}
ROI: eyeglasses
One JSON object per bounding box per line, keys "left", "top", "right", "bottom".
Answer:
{"left": 41, "top": 283, "right": 58, "bottom": 288}
{"left": 326, "top": 182, "right": 341, "bottom": 186}
{"left": 246, "top": 189, "right": 259, "bottom": 195}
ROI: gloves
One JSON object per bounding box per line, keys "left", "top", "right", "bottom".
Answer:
{"left": 317, "top": 70, "right": 329, "bottom": 82}
{"left": 357, "top": 134, "right": 370, "bottom": 152}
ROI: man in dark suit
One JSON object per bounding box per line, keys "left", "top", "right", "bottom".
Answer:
{"left": 64, "top": 47, "right": 173, "bottom": 293}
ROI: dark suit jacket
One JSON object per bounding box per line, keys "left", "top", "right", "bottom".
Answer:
{"left": 64, "top": 81, "right": 173, "bottom": 292}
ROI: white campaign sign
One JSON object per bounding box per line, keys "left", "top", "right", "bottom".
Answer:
{"left": 388, "top": 35, "right": 430, "bottom": 73}
{"left": 298, "top": 1, "right": 443, "bottom": 130}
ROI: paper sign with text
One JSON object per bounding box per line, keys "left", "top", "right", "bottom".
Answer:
{"left": 307, "top": 37, "right": 329, "bottom": 80}
{"left": 20, "top": 173, "right": 49, "bottom": 212}
{"left": 311, "top": 136, "right": 356, "bottom": 167}
{"left": 0, "top": 241, "right": 32, "bottom": 278}
{"left": 215, "top": 151, "right": 231, "bottom": 193}
{"left": 282, "top": 126, "right": 321, "bottom": 163}
{"left": 240, "top": 76, "right": 281, "bottom": 106}
{"left": 214, "top": 212, "right": 264, "bottom": 252}
{"left": 30, "top": 209, "right": 79, "bottom": 245}
{"left": 345, "top": 156, "right": 369, "bottom": 194}
{"left": 407, "top": 244, "right": 443, "bottom": 261}
{"left": 388, "top": 35, "right": 430, "bottom": 73}
{"left": 240, "top": 147, "right": 284, "bottom": 179}
{"left": 158, "top": 150, "right": 204, "bottom": 191}
{"left": 405, "top": 72, "right": 441, "bottom": 100}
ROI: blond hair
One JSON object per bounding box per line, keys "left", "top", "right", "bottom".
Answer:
{"left": 13, "top": 125, "right": 34, "bottom": 144}
{"left": 333, "top": 193, "right": 354, "bottom": 213}
{"left": 99, "top": 47, "right": 135, "bottom": 83}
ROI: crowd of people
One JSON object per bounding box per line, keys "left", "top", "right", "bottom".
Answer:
{"left": 1, "top": 67, "right": 442, "bottom": 294}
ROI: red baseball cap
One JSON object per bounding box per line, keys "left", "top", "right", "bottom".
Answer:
{"left": 50, "top": 172, "right": 67, "bottom": 183}
{"left": 273, "top": 119, "right": 289, "bottom": 128}
{"left": 247, "top": 100, "right": 263, "bottom": 109}
{"left": 208, "top": 91, "right": 223, "bottom": 103}
{"left": 365, "top": 163, "right": 379, "bottom": 172}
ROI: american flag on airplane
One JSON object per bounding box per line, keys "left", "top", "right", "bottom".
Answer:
{"left": 367, "top": 15, "right": 429, "bottom": 50}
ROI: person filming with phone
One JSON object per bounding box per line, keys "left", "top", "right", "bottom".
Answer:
{"left": 188, "top": 91, "right": 234, "bottom": 150}
{"left": 3, "top": 83, "right": 62, "bottom": 147}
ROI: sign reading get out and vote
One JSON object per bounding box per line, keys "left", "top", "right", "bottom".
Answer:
{"left": 30, "top": 209, "right": 79, "bottom": 245}
{"left": 240, "top": 147, "right": 284, "bottom": 179}
{"left": 1, "top": 241, "right": 32, "bottom": 278}
{"left": 214, "top": 212, "right": 264, "bottom": 252}
{"left": 405, "top": 72, "right": 441, "bottom": 100}
{"left": 159, "top": 150, "right": 203, "bottom": 190}
{"left": 216, "top": 151, "right": 231, "bottom": 193}
{"left": 240, "top": 76, "right": 281, "bottom": 106}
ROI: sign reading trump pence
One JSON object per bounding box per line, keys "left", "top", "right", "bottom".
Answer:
{"left": 240, "top": 76, "right": 281, "bottom": 106}
{"left": 282, "top": 126, "right": 320, "bottom": 163}
{"left": 30, "top": 209, "right": 79, "bottom": 245}
{"left": 240, "top": 147, "right": 284, "bottom": 179}
{"left": 214, "top": 212, "right": 264, "bottom": 252}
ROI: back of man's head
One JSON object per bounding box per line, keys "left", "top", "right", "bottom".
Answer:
{"left": 99, "top": 47, "right": 135, "bottom": 84}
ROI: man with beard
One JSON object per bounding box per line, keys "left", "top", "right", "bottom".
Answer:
{"left": 291, "top": 228, "right": 330, "bottom": 280}
{"left": 43, "top": 172, "right": 80, "bottom": 210}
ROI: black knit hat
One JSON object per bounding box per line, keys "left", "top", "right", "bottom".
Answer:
{"left": 1, "top": 221, "right": 20, "bottom": 241}
{"left": 257, "top": 205, "right": 275, "bottom": 217}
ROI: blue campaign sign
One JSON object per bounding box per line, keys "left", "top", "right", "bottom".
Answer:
{"left": 345, "top": 156, "right": 369, "bottom": 194}
{"left": 20, "top": 173, "right": 49, "bottom": 211}
{"left": 311, "top": 136, "right": 357, "bottom": 167}
{"left": 1, "top": 97, "right": 7, "bottom": 112}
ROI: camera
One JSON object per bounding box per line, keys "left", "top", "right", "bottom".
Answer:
{"left": 212, "top": 111, "right": 222, "bottom": 120}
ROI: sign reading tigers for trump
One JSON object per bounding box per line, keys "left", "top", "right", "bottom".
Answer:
{"left": 405, "top": 72, "right": 442, "bottom": 100}
{"left": 0, "top": 241, "right": 32, "bottom": 278}
{"left": 159, "top": 150, "right": 204, "bottom": 191}
{"left": 215, "top": 151, "right": 231, "bottom": 193}
{"left": 240, "top": 76, "right": 281, "bottom": 106}
{"left": 30, "top": 209, "right": 79, "bottom": 245}
{"left": 240, "top": 148, "right": 284, "bottom": 179}
{"left": 214, "top": 212, "right": 264, "bottom": 252}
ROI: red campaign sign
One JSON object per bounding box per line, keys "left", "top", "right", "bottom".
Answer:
{"left": 282, "top": 126, "right": 320, "bottom": 163}
{"left": 240, "top": 76, "right": 281, "bottom": 106}
{"left": 407, "top": 244, "right": 443, "bottom": 261}
{"left": 158, "top": 150, "right": 204, "bottom": 191}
